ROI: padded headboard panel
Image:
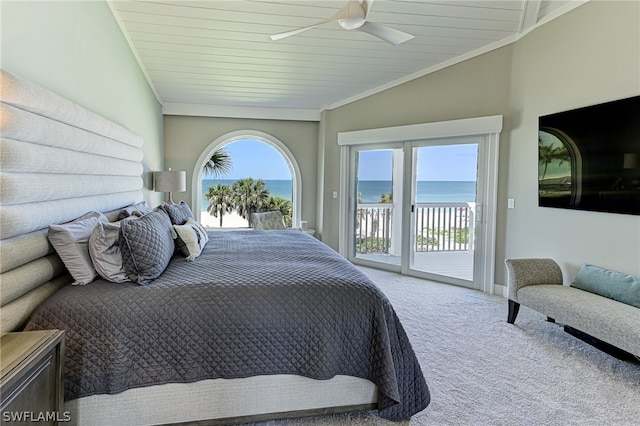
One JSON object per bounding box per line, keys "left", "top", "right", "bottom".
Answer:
{"left": 0, "top": 70, "right": 144, "bottom": 333}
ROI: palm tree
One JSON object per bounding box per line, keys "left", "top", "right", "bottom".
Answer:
{"left": 205, "top": 184, "right": 234, "bottom": 227}
{"left": 379, "top": 192, "right": 393, "bottom": 203}
{"left": 203, "top": 148, "right": 232, "bottom": 177}
{"left": 539, "top": 138, "right": 570, "bottom": 180}
{"left": 264, "top": 195, "right": 292, "bottom": 227}
{"left": 232, "top": 178, "right": 270, "bottom": 226}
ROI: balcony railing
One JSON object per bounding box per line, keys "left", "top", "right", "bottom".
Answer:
{"left": 355, "top": 203, "right": 393, "bottom": 254}
{"left": 355, "top": 202, "right": 475, "bottom": 254}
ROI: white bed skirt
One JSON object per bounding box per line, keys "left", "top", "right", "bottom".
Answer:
{"left": 65, "top": 375, "right": 378, "bottom": 425}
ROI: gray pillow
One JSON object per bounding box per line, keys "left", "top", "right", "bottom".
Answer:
{"left": 89, "top": 220, "right": 132, "bottom": 283}
{"left": 119, "top": 209, "right": 174, "bottom": 285}
{"left": 118, "top": 201, "right": 152, "bottom": 220}
{"left": 48, "top": 211, "right": 108, "bottom": 285}
{"left": 159, "top": 201, "right": 194, "bottom": 225}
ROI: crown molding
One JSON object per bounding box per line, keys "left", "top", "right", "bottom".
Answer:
{"left": 162, "top": 102, "right": 321, "bottom": 122}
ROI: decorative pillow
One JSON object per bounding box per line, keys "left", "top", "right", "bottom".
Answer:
{"left": 172, "top": 219, "right": 210, "bottom": 261}
{"left": 119, "top": 209, "right": 175, "bottom": 285}
{"left": 251, "top": 211, "right": 285, "bottom": 230}
{"left": 48, "top": 211, "right": 108, "bottom": 285}
{"left": 88, "top": 219, "right": 134, "bottom": 283}
{"left": 118, "top": 201, "right": 152, "bottom": 220}
{"left": 571, "top": 264, "right": 640, "bottom": 308}
{"left": 159, "top": 201, "right": 194, "bottom": 225}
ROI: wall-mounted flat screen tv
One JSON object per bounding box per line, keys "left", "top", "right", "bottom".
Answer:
{"left": 538, "top": 95, "right": 640, "bottom": 216}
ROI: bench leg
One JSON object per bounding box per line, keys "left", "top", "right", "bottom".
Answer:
{"left": 507, "top": 300, "right": 520, "bottom": 324}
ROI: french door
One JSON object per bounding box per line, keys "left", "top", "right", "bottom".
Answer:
{"left": 352, "top": 146, "right": 404, "bottom": 268}
{"left": 405, "top": 139, "right": 479, "bottom": 287}
{"left": 344, "top": 133, "right": 498, "bottom": 291}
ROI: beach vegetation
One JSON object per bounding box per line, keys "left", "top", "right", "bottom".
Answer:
{"left": 379, "top": 192, "right": 393, "bottom": 203}
{"left": 205, "top": 177, "right": 297, "bottom": 228}
{"left": 231, "top": 178, "right": 270, "bottom": 227}
{"left": 416, "top": 232, "right": 438, "bottom": 250}
{"left": 264, "top": 195, "right": 292, "bottom": 227}
{"left": 355, "top": 237, "right": 390, "bottom": 253}
{"left": 203, "top": 148, "right": 232, "bottom": 177}
{"left": 202, "top": 143, "right": 295, "bottom": 227}
{"left": 205, "top": 184, "right": 234, "bottom": 227}
{"left": 538, "top": 136, "right": 570, "bottom": 180}
{"left": 418, "top": 226, "right": 470, "bottom": 249}
{"left": 453, "top": 227, "right": 469, "bottom": 244}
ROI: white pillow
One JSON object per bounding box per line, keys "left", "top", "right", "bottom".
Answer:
{"left": 88, "top": 220, "right": 131, "bottom": 283}
{"left": 172, "top": 219, "right": 209, "bottom": 261}
{"left": 48, "top": 211, "right": 108, "bottom": 285}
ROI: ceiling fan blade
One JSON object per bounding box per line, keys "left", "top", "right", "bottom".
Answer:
{"left": 271, "top": 25, "right": 320, "bottom": 41}
{"left": 358, "top": 21, "right": 414, "bottom": 45}
{"left": 270, "top": 3, "right": 352, "bottom": 41}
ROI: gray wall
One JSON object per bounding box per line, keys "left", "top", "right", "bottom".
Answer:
{"left": 1, "top": 0, "right": 164, "bottom": 205}
{"left": 320, "top": 46, "right": 513, "bottom": 249}
{"left": 163, "top": 115, "right": 319, "bottom": 228}
{"left": 504, "top": 0, "right": 640, "bottom": 281}
{"left": 321, "top": 0, "right": 640, "bottom": 285}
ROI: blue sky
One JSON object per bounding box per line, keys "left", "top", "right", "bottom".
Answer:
{"left": 214, "top": 139, "right": 478, "bottom": 181}
{"left": 216, "top": 139, "right": 291, "bottom": 180}
{"left": 358, "top": 144, "right": 478, "bottom": 181}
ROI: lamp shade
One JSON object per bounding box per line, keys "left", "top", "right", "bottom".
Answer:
{"left": 154, "top": 170, "right": 186, "bottom": 193}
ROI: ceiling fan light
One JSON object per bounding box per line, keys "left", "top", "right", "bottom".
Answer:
{"left": 339, "top": 0, "right": 366, "bottom": 30}
{"left": 339, "top": 16, "right": 366, "bottom": 30}
{"left": 269, "top": 0, "right": 413, "bottom": 45}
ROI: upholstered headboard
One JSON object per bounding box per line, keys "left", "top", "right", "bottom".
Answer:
{"left": 0, "top": 70, "right": 145, "bottom": 333}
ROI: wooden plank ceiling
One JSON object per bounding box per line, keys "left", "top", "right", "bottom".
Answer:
{"left": 109, "top": 0, "right": 579, "bottom": 113}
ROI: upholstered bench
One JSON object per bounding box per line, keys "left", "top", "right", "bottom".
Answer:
{"left": 505, "top": 258, "right": 640, "bottom": 359}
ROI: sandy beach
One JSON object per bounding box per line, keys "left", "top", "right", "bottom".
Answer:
{"left": 200, "top": 209, "right": 249, "bottom": 228}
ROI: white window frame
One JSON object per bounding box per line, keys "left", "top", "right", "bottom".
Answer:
{"left": 192, "top": 130, "right": 302, "bottom": 227}
{"left": 338, "top": 115, "right": 502, "bottom": 294}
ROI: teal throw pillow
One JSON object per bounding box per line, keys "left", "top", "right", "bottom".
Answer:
{"left": 571, "top": 264, "right": 640, "bottom": 308}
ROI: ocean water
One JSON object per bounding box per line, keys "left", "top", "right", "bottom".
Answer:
{"left": 358, "top": 180, "right": 476, "bottom": 203}
{"left": 201, "top": 179, "right": 475, "bottom": 210}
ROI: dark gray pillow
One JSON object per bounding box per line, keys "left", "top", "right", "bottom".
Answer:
{"left": 159, "top": 201, "right": 194, "bottom": 225}
{"left": 119, "top": 209, "right": 174, "bottom": 285}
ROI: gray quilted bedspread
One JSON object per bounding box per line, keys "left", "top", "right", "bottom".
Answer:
{"left": 25, "top": 230, "right": 430, "bottom": 420}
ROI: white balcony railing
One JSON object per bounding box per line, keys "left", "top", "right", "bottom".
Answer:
{"left": 355, "top": 202, "right": 475, "bottom": 254}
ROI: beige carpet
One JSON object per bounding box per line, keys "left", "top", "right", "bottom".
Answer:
{"left": 249, "top": 266, "right": 640, "bottom": 426}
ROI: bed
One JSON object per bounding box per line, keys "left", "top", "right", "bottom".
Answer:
{"left": 0, "top": 69, "right": 430, "bottom": 424}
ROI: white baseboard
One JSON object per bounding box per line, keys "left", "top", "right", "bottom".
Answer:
{"left": 493, "top": 284, "right": 507, "bottom": 298}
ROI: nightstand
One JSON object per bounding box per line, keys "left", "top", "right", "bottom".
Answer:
{"left": 1, "top": 330, "right": 65, "bottom": 425}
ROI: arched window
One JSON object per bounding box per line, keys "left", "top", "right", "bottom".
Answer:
{"left": 192, "top": 130, "right": 302, "bottom": 227}
{"left": 538, "top": 127, "right": 582, "bottom": 206}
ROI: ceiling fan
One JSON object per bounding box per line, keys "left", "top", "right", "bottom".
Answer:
{"left": 270, "top": 0, "right": 414, "bottom": 46}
